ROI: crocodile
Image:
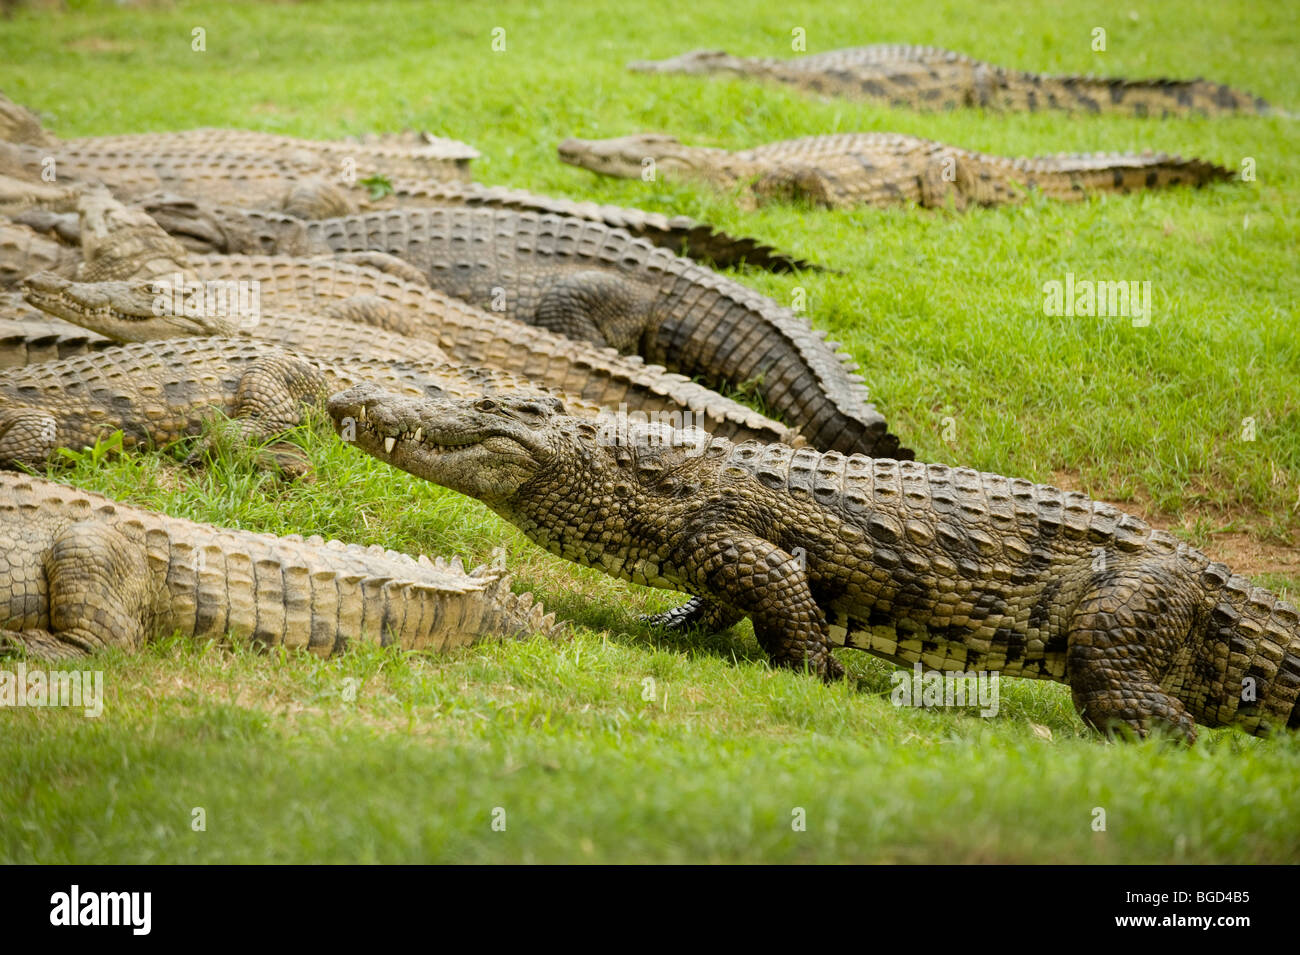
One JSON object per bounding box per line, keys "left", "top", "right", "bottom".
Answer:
{"left": 139, "top": 187, "right": 818, "bottom": 272}
{"left": 57, "top": 127, "right": 479, "bottom": 183}
{"left": 303, "top": 207, "right": 908, "bottom": 457}
{"left": 0, "top": 335, "right": 591, "bottom": 471}
{"left": 0, "top": 471, "right": 557, "bottom": 661}
{"left": 558, "top": 133, "right": 1236, "bottom": 210}
{"left": 327, "top": 385, "right": 1300, "bottom": 742}
{"left": 1, "top": 139, "right": 360, "bottom": 219}
{"left": 23, "top": 258, "right": 800, "bottom": 447}
{"left": 4, "top": 125, "right": 815, "bottom": 271}
{"left": 628, "top": 45, "right": 1275, "bottom": 117}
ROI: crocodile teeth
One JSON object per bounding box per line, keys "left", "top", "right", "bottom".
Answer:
{"left": 358, "top": 405, "right": 367, "bottom": 421}
{"left": 384, "top": 436, "right": 396, "bottom": 454}
{"left": 414, "top": 428, "right": 423, "bottom": 442}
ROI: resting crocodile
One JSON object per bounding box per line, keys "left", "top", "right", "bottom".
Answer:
{"left": 304, "top": 207, "right": 909, "bottom": 457}
{"left": 559, "top": 133, "right": 1236, "bottom": 210}
{"left": 629, "top": 45, "right": 1274, "bottom": 117}
{"left": 0, "top": 472, "right": 557, "bottom": 660}
{"left": 3, "top": 120, "right": 815, "bottom": 271}
{"left": 0, "top": 335, "right": 590, "bottom": 471}
{"left": 57, "top": 127, "right": 480, "bottom": 183}
{"left": 137, "top": 187, "right": 818, "bottom": 273}
{"left": 0, "top": 139, "right": 359, "bottom": 219}
{"left": 22, "top": 265, "right": 797, "bottom": 447}
{"left": 327, "top": 385, "right": 1300, "bottom": 742}
{"left": 11, "top": 191, "right": 796, "bottom": 446}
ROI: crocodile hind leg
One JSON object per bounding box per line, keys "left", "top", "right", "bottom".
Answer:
{"left": 534, "top": 271, "right": 655, "bottom": 353}
{"left": 673, "top": 530, "right": 844, "bottom": 682}
{"left": 1065, "top": 570, "right": 1201, "bottom": 743}
{"left": 0, "top": 521, "right": 152, "bottom": 659}
{"left": 0, "top": 407, "right": 58, "bottom": 469}
{"left": 327, "top": 251, "right": 431, "bottom": 287}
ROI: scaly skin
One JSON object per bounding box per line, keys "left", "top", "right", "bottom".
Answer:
{"left": 0, "top": 317, "right": 109, "bottom": 369}
{"left": 134, "top": 188, "right": 818, "bottom": 272}
{"left": 23, "top": 258, "right": 799, "bottom": 447}
{"left": 304, "top": 207, "right": 909, "bottom": 457}
{"left": 559, "top": 133, "right": 1236, "bottom": 209}
{"left": 0, "top": 335, "right": 587, "bottom": 469}
{"left": 58, "top": 127, "right": 479, "bottom": 183}
{"left": 628, "top": 45, "right": 1275, "bottom": 117}
{"left": 328, "top": 385, "right": 1300, "bottom": 742}
{"left": 0, "top": 221, "right": 78, "bottom": 288}
{"left": 0, "top": 472, "right": 557, "bottom": 661}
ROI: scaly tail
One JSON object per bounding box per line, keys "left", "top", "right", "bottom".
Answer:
{"left": 647, "top": 256, "right": 912, "bottom": 458}
{"left": 975, "top": 151, "right": 1236, "bottom": 203}
{"left": 1194, "top": 561, "right": 1300, "bottom": 737}
{"left": 995, "top": 74, "right": 1273, "bottom": 117}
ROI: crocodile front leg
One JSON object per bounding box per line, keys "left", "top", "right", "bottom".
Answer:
{"left": 674, "top": 530, "right": 845, "bottom": 682}
{"left": 187, "top": 351, "right": 328, "bottom": 476}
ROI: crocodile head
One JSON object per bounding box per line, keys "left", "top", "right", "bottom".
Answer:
{"left": 22, "top": 270, "right": 239, "bottom": 340}
{"left": 557, "top": 134, "right": 706, "bottom": 180}
{"left": 627, "top": 50, "right": 750, "bottom": 75}
{"left": 328, "top": 383, "right": 566, "bottom": 505}
{"left": 330, "top": 383, "right": 717, "bottom": 520}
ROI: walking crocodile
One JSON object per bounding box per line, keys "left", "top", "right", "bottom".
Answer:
{"left": 628, "top": 45, "right": 1274, "bottom": 117}
{"left": 327, "top": 385, "right": 1300, "bottom": 742}
{"left": 22, "top": 259, "right": 801, "bottom": 447}
{"left": 304, "top": 207, "right": 909, "bottom": 457}
{"left": 0, "top": 335, "right": 589, "bottom": 471}
{"left": 559, "top": 133, "right": 1236, "bottom": 210}
{"left": 0, "top": 472, "right": 557, "bottom": 660}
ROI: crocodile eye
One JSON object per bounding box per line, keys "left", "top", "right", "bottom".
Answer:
{"left": 474, "top": 397, "right": 500, "bottom": 413}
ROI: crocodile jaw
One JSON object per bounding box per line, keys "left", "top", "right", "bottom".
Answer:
{"left": 22, "top": 272, "right": 222, "bottom": 341}
{"left": 327, "top": 384, "right": 548, "bottom": 503}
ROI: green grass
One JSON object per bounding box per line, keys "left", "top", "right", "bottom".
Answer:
{"left": 1, "top": 0, "right": 1298, "bottom": 863}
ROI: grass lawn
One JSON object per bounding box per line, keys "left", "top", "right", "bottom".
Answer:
{"left": 1, "top": 0, "right": 1297, "bottom": 864}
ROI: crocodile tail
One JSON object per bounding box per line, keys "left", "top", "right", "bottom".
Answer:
{"left": 649, "top": 255, "right": 912, "bottom": 458}
{"left": 0, "top": 318, "right": 111, "bottom": 368}
{"left": 1197, "top": 559, "right": 1300, "bottom": 737}
{"left": 999, "top": 74, "right": 1272, "bottom": 117}
{"left": 463, "top": 557, "right": 564, "bottom": 640}
{"left": 377, "top": 180, "right": 822, "bottom": 273}
{"left": 999, "top": 151, "right": 1236, "bottom": 200}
